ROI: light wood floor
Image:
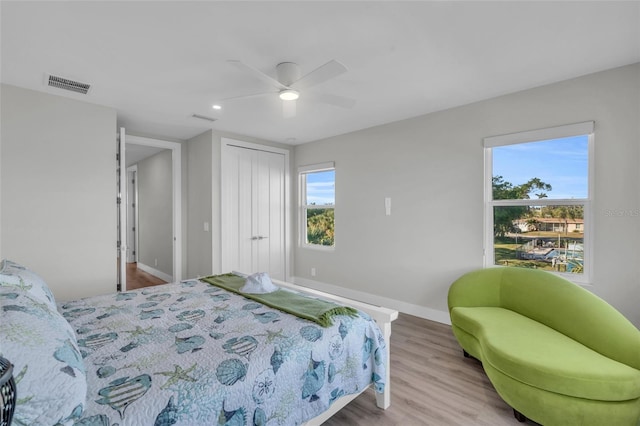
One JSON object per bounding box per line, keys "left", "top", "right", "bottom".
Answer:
{"left": 324, "top": 313, "right": 532, "bottom": 426}
{"left": 126, "top": 262, "right": 167, "bottom": 290}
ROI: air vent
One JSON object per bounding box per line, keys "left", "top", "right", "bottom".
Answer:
{"left": 191, "top": 114, "right": 217, "bottom": 122}
{"left": 46, "top": 74, "right": 91, "bottom": 94}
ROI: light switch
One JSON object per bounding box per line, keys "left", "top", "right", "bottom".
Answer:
{"left": 204, "top": 222, "right": 210, "bottom": 232}
{"left": 385, "top": 197, "right": 391, "bottom": 216}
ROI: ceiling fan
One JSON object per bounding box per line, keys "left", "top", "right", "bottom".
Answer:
{"left": 222, "top": 59, "right": 356, "bottom": 118}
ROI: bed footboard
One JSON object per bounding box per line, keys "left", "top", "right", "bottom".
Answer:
{"left": 273, "top": 278, "right": 398, "bottom": 422}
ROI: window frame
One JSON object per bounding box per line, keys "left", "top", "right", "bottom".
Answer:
{"left": 298, "top": 162, "right": 336, "bottom": 250}
{"left": 483, "top": 122, "right": 594, "bottom": 284}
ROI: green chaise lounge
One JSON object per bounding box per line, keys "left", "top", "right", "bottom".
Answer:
{"left": 447, "top": 267, "right": 640, "bottom": 425}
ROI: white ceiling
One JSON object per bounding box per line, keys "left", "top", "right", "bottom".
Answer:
{"left": 2, "top": 1, "right": 639, "bottom": 145}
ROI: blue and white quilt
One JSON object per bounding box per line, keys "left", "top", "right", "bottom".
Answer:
{"left": 59, "top": 279, "right": 386, "bottom": 425}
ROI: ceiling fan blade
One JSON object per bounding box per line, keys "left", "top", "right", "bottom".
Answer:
{"left": 291, "top": 60, "right": 347, "bottom": 90}
{"left": 227, "top": 60, "right": 288, "bottom": 90}
{"left": 219, "top": 91, "right": 276, "bottom": 102}
{"left": 307, "top": 92, "right": 356, "bottom": 109}
{"left": 282, "top": 100, "right": 296, "bottom": 118}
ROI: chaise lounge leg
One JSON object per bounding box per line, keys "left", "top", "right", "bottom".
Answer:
{"left": 513, "top": 408, "right": 527, "bottom": 423}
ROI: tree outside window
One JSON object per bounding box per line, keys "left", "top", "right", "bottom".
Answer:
{"left": 484, "top": 122, "right": 593, "bottom": 281}
{"left": 300, "top": 164, "right": 335, "bottom": 248}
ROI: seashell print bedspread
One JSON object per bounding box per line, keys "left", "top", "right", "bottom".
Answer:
{"left": 58, "top": 279, "right": 387, "bottom": 425}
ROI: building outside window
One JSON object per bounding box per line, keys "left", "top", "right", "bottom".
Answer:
{"left": 299, "top": 162, "right": 335, "bottom": 249}
{"left": 484, "top": 122, "right": 593, "bottom": 282}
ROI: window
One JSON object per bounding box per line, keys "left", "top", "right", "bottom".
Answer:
{"left": 484, "top": 122, "right": 593, "bottom": 282}
{"left": 299, "top": 162, "right": 335, "bottom": 248}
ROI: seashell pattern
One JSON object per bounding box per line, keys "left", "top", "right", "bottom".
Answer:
{"left": 270, "top": 348, "right": 284, "bottom": 374}
{"left": 58, "top": 277, "right": 387, "bottom": 425}
{"left": 300, "top": 325, "right": 323, "bottom": 342}
{"left": 216, "top": 358, "right": 248, "bottom": 386}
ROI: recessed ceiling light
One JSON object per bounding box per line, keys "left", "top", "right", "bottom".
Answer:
{"left": 212, "top": 104, "right": 222, "bottom": 110}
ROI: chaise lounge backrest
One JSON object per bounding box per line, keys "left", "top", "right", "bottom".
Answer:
{"left": 448, "top": 267, "right": 640, "bottom": 371}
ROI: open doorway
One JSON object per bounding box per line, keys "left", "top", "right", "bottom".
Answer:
{"left": 118, "top": 131, "right": 182, "bottom": 291}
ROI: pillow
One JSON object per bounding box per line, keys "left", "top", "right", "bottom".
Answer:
{"left": 0, "top": 290, "right": 86, "bottom": 425}
{"left": 0, "top": 259, "right": 56, "bottom": 308}
{"left": 240, "top": 272, "right": 279, "bottom": 294}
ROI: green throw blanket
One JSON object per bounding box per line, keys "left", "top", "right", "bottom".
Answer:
{"left": 200, "top": 274, "right": 358, "bottom": 327}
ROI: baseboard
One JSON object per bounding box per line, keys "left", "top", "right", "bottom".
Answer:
{"left": 291, "top": 276, "right": 451, "bottom": 325}
{"left": 136, "top": 263, "right": 173, "bottom": 283}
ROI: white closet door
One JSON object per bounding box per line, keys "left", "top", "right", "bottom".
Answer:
{"left": 256, "top": 150, "right": 285, "bottom": 279}
{"left": 222, "top": 144, "right": 286, "bottom": 280}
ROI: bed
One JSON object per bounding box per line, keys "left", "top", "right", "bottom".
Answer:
{"left": 0, "top": 261, "right": 397, "bottom": 426}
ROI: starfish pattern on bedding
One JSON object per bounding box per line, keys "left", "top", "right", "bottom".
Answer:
{"left": 256, "top": 328, "right": 288, "bottom": 344}
{"left": 155, "top": 363, "right": 198, "bottom": 389}
{"left": 123, "top": 325, "right": 154, "bottom": 338}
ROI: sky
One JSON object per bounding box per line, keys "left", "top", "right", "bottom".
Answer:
{"left": 306, "top": 170, "right": 335, "bottom": 205}
{"left": 492, "top": 135, "right": 589, "bottom": 199}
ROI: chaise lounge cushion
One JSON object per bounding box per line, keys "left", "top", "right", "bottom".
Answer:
{"left": 452, "top": 306, "right": 640, "bottom": 401}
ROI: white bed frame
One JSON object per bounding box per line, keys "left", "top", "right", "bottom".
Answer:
{"left": 271, "top": 278, "right": 399, "bottom": 425}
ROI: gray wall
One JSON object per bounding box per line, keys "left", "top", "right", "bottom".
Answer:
{"left": 293, "top": 63, "right": 640, "bottom": 326}
{"left": 0, "top": 84, "right": 117, "bottom": 300}
{"left": 187, "top": 130, "right": 214, "bottom": 277}
{"left": 137, "top": 149, "right": 173, "bottom": 276}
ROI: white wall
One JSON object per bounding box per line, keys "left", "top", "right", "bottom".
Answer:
{"left": 137, "top": 149, "right": 173, "bottom": 276}
{"left": 0, "top": 84, "right": 117, "bottom": 301}
{"left": 293, "top": 63, "right": 640, "bottom": 326}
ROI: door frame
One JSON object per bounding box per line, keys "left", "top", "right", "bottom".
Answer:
{"left": 220, "top": 138, "right": 291, "bottom": 280}
{"left": 126, "top": 164, "right": 138, "bottom": 263}
{"left": 126, "top": 134, "right": 183, "bottom": 289}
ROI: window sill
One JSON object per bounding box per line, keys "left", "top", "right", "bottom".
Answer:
{"left": 300, "top": 244, "right": 335, "bottom": 252}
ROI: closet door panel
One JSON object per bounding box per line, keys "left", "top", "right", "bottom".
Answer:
{"left": 222, "top": 145, "right": 253, "bottom": 274}
{"left": 238, "top": 148, "right": 256, "bottom": 274}
{"left": 256, "top": 150, "right": 285, "bottom": 280}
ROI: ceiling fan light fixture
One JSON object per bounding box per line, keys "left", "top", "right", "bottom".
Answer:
{"left": 279, "top": 89, "right": 299, "bottom": 101}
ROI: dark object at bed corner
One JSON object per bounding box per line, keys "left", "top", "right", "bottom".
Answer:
{"left": 0, "top": 356, "right": 17, "bottom": 426}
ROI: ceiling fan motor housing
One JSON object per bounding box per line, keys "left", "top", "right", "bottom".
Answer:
{"left": 276, "top": 62, "right": 301, "bottom": 87}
